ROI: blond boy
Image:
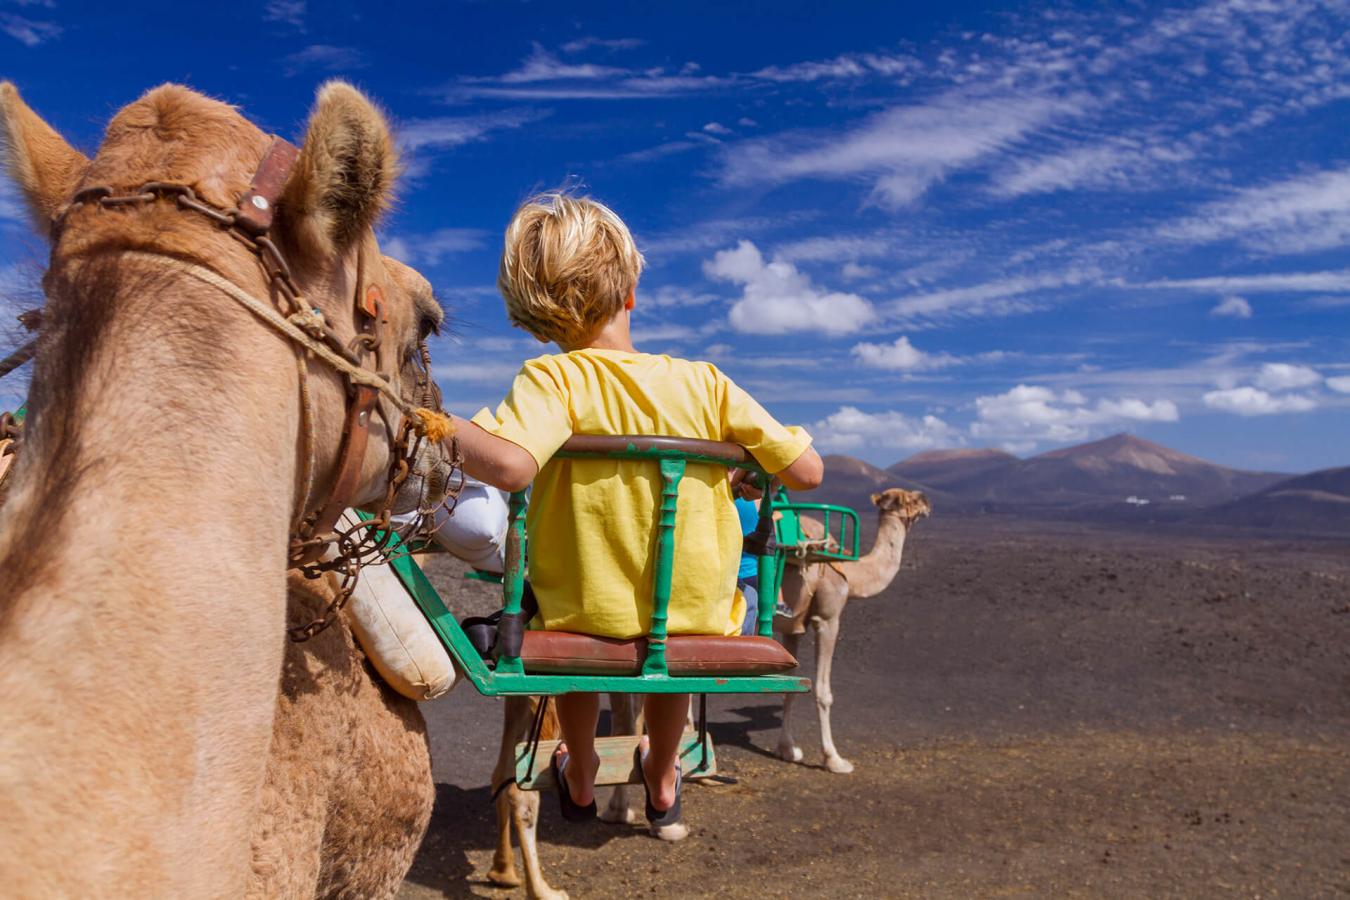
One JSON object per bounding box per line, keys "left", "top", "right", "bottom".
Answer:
{"left": 451, "top": 193, "right": 823, "bottom": 825}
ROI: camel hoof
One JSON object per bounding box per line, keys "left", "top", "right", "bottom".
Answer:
{"left": 533, "top": 889, "right": 569, "bottom": 900}
{"left": 650, "top": 820, "right": 690, "bottom": 842}
{"left": 778, "top": 745, "right": 804, "bottom": 764}
{"left": 600, "top": 803, "right": 638, "bottom": 825}
{"left": 824, "top": 755, "right": 855, "bottom": 774}
{"left": 487, "top": 866, "right": 521, "bottom": 888}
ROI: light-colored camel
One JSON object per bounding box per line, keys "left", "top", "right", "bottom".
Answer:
{"left": 776, "top": 488, "right": 931, "bottom": 774}
{"left": 0, "top": 81, "right": 447, "bottom": 895}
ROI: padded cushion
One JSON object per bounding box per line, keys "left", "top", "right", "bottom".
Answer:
{"left": 518, "top": 631, "right": 797, "bottom": 676}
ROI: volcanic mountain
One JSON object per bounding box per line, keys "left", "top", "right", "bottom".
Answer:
{"left": 889, "top": 447, "right": 1016, "bottom": 489}
{"left": 817, "top": 454, "right": 931, "bottom": 511}
{"left": 878, "top": 434, "right": 1287, "bottom": 514}
{"left": 1200, "top": 466, "right": 1350, "bottom": 534}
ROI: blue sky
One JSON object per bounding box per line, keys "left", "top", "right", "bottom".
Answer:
{"left": 2, "top": 0, "right": 1348, "bottom": 473}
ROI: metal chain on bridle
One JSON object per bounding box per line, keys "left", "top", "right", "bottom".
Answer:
{"left": 2, "top": 140, "right": 464, "bottom": 640}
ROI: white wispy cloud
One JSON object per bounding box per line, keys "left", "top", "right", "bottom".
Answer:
{"left": 1202, "top": 386, "right": 1317, "bottom": 416}
{"left": 383, "top": 228, "right": 488, "bottom": 267}
{"left": 1160, "top": 166, "right": 1350, "bottom": 255}
{"left": 718, "top": 89, "right": 1082, "bottom": 208}
{"left": 1141, "top": 270, "right": 1350, "bottom": 294}
{"left": 398, "top": 109, "right": 551, "bottom": 176}
{"left": 495, "top": 43, "right": 628, "bottom": 83}
{"left": 1, "top": 11, "right": 60, "bottom": 46}
{"left": 283, "top": 45, "right": 367, "bottom": 76}
{"left": 887, "top": 269, "right": 1095, "bottom": 322}
{"left": 752, "top": 51, "right": 919, "bottom": 83}
{"left": 1210, "top": 296, "right": 1252, "bottom": 319}
{"left": 559, "top": 36, "right": 644, "bottom": 54}
{"left": 704, "top": 240, "right": 876, "bottom": 336}
{"left": 773, "top": 235, "right": 890, "bottom": 263}
{"left": 1326, "top": 376, "right": 1350, "bottom": 395}
{"left": 447, "top": 43, "right": 729, "bottom": 101}
{"left": 971, "top": 384, "right": 1178, "bottom": 445}
{"left": 809, "top": 406, "right": 959, "bottom": 453}
{"left": 263, "top": 0, "right": 305, "bottom": 29}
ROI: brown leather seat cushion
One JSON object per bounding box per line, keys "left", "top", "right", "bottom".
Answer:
{"left": 518, "top": 631, "right": 797, "bottom": 676}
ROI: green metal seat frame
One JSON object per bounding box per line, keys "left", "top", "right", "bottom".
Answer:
{"left": 382, "top": 434, "right": 814, "bottom": 696}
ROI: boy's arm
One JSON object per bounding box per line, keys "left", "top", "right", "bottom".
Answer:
{"left": 448, "top": 415, "right": 540, "bottom": 493}
{"left": 776, "top": 445, "right": 824, "bottom": 492}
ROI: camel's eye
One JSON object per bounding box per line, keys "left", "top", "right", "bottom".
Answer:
{"left": 417, "top": 314, "right": 439, "bottom": 341}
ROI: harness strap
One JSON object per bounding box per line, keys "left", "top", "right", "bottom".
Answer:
{"left": 120, "top": 252, "right": 427, "bottom": 416}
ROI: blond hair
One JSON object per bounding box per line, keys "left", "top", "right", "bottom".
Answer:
{"left": 497, "top": 192, "right": 645, "bottom": 346}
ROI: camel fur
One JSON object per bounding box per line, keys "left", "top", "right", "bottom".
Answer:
{"left": 776, "top": 488, "right": 930, "bottom": 774}
{"left": 0, "top": 81, "right": 442, "bottom": 896}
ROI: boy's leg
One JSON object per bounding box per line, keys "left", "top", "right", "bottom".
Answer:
{"left": 555, "top": 692, "right": 601, "bottom": 806}
{"left": 640, "top": 693, "right": 690, "bottom": 811}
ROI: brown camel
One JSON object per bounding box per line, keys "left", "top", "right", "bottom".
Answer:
{"left": 776, "top": 488, "right": 931, "bottom": 773}
{"left": 0, "top": 81, "right": 447, "bottom": 895}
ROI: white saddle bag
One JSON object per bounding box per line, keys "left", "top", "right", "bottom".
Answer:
{"left": 340, "top": 515, "right": 458, "bottom": 701}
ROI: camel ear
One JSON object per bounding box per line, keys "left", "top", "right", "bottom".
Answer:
{"left": 282, "top": 81, "right": 398, "bottom": 260}
{"left": 870, "top": 493, "right": 882, "bottom": 506}
{"left": 0, "top": 82, "right": 90, "bottom": 233}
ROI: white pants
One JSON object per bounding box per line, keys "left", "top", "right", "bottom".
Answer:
{"left": 397, "top": 475, "right": 509, "bottom": 574}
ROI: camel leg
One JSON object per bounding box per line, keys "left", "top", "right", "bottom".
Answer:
{"left": 490, "top": 697, "right": 567, "bottom": 899}
{"left": 776, "top": 630, "right": 805, "bottom": 764}
{"left": 601, "top": 693, "right": 640, "bottom": 826}
{"left": 511, "top": 786, "right": 567, "bottom": 900}
{"left": 812, "top": 614, "right": 853, "bottom": 774}
{"left": 488, "top": 697, "right": 531, "bottom": 889}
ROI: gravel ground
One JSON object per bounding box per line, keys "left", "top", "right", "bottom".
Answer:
{"left": 398, "top": 521, "right": 1350, "bottom": 898}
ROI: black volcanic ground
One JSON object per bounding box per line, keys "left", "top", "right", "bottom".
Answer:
{"left": 400, "top": 521, "right": 1350, "bottom": 898}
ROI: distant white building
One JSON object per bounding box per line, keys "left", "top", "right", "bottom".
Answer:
{"left": 1169, "top": 494, "right": 1187, "bottom": 501}
{"left": 1125, "top": 496, "right": 1151, "bottom": 505}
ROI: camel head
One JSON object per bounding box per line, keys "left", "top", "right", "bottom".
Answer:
{"left": 870, "top": 487, "right": 932, "bottom": 527}
{"left": 0, "top": 80, "right": 450, "bottom": 523}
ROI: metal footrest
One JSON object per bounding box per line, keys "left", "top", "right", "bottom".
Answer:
{"left": 515, "top": 729, "right": 716, "bottom": 791}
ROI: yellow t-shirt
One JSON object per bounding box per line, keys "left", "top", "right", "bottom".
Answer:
{"left": 471, "top": 348, "right": 812, "bottom": 639}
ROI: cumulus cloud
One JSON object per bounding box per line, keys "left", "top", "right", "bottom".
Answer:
{"left": 971, "top": 385, "right": 1179, "bottom": 444}
{"left": 851, "top": 336, "right": 957, "bottom": 371}
{"left": 1210, "top": 295, "right": 1252, "bottom": 318}
{"left": 704, "top": 240, "right": 876, "bottom": 335}
{"left": 1253, "top": 363, "right": 1321, "bottom": 391}
{"left": 1202, "top": 387, "right": 1317, "bottom": 416}
{"left": 809, "top": 406, "right": 959, "bottom": 453}
{"left": 702, "top": 122, "right": 732, "bottom": 135}
{"left": 1326, "top": 376, "right": 1350, "bottom": 394}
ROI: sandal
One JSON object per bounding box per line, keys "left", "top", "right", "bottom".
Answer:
{"left": 637, "top": 745, "right": 683, "bottom": 828}
{"left": 552, "top": 747, "right": 596, "bottom": 823}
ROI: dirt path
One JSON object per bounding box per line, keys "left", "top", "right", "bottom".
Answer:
{"left": 399, "top": 524, "right": 1350, "bottom": 898}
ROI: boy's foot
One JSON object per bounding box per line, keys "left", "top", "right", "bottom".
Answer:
{"left": 637, "top": 735, "right": 683, "bottom": 826}
{"left": 774, "top": 600, "right": 794, "bottom": 617}
{"left": 552, "top": 742, "right": 598, "bottom": 823}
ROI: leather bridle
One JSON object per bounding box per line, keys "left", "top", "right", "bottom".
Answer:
{"left": 34, "top": 135, "right": 461, "bottom": 639}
